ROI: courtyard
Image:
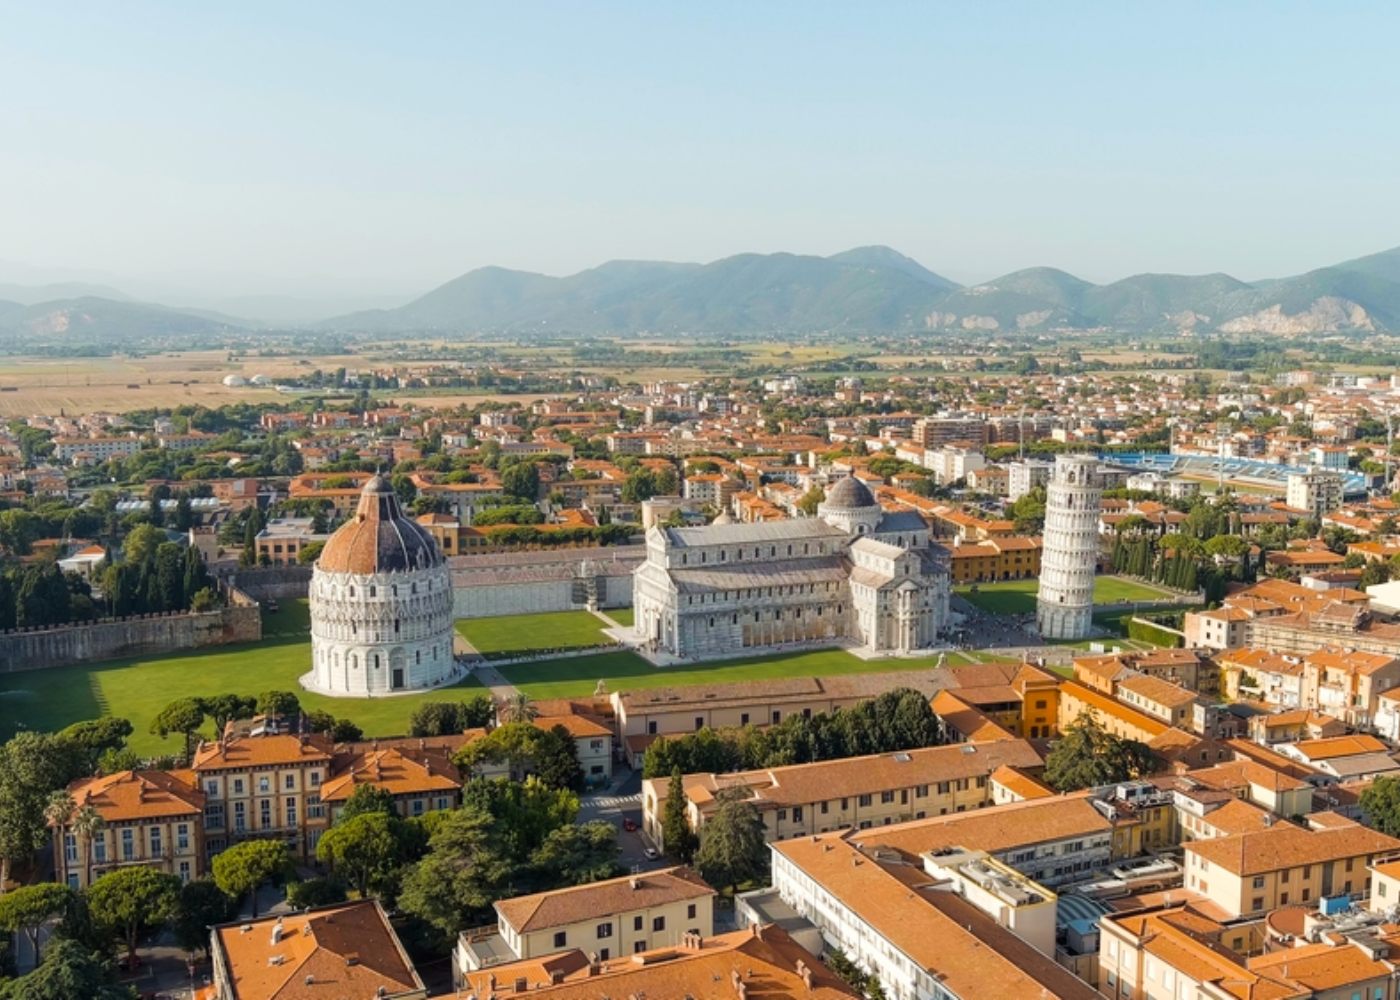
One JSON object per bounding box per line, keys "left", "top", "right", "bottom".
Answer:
{"left": 456, "top": 609, "right": 613, "bottom": 658}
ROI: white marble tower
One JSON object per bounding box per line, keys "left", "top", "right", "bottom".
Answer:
{"left": 1036, "top": 454, "right": 1103, "bottom": 640}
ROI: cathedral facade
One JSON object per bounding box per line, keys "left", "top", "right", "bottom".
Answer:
{"left": 632, "top": 477, "right": 951, "bottom": 659}
{"left": 303, "top": 476, "right": 457, "bottom": 696}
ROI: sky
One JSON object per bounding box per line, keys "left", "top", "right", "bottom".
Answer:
{"left": 2, "top": 1, "right": 1398, "bottom": 303}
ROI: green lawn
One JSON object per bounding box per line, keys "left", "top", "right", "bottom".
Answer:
{"left": 603, "top": 607, "right": 635, "bottom": 628}
{"left": 455, "top": 611, "right": 612, "bottom": 658}
{"left": 0, "top": 600, "right": 482, "bottom": 756}
{"left": 499, "top": 646, "right": 952, "bottom": 701}
{"left": 957, "top": 575, "right": 1170, "bottom": 615}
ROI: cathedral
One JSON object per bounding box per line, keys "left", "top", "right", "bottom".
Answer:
{"left": 632, "top": 477, "right": 952, "bottom": 659}
{"left": 303, "top": 475, "right": 458, "bottom": 697}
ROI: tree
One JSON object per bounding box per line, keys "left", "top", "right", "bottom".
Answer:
{"left": 0, "top": 733, "right": 86, "bottom": 892}
{"left": 397, "top": 808, "right": 511, "bottom": 937}
{"left": 1043, "top": 713, "right": 1156, "bottom": 792}
{"left": 528, "top": 821, "right": 620, "bottom": 887}
{"left": 1361, "top": 777, "right": 1400, "bottom": 837}
{"left": 662, "top": 766, "right": 698, "bottom": 862}
{"left": 122, "top": 523, "right": 163, "bottom": 567}
{"left": 203, "top": 694, "right": 257, "bottom": 733}
{"left": 534, "top": 726, "right": 585, "bottom": 792}
{"left": 315, "top": 812, "right": 407, "bottom": 899}
{"left": 69, "top": 804, "right": 105, "bottom": 888}
{"left": 286, "top": 876, "right": 348, "bottom": 910}
{"left": 336, "top": 784, "right": 398, "bottom": 823}
{"left": 0, "top": 937, "right": 132, "bottom": 1000}
{"left": 255, "top": 690, "right": 301, "bottom": 719}
{"left": 409, "top": 696, "right": 495, "bottom": 737}
{"left": 58, "top": 718, "right": 133, "bottom": 772}
{"left": 0, "top": 883, "right": 73, "bottom": 964}
{"left": 796, "top": 486, "right": 825, "bottom": 517}
{"left": 500, "top": 462, "right": 540, "bottom": 501}
{"left": 172, "top": 879, "right": 233, "bottom": 958}
{"left": 212, "top": 839, "right": 294, "bottom": 918}
{"left": 86, "top": 866, "right": 180, "bottom": 967}
{"left": 149, "top": 697, "right": 206, "bottom": 759}
{"left": 499, "top": 692, "right": 537, "bottom": 724}
{"left": 695, "top": 791, "right": 768, "bottom": 896}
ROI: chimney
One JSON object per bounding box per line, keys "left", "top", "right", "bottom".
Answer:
{"left": 629, "top": 877, "right": 641, "bottom": 890}
{"left": 550, "top": 970, "right": 565, "bottom": 985}
{"left": 513, "top": 977, "right": 528, "bottom": 993}
{"left": 270, "top": 917, "right": 285, "bottom": 945}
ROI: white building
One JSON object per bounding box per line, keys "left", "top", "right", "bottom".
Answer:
{"left": 1006, "top": 459, "right": 1053, "bottom": 501}
{"left": 1036, "top": 455, "right": 1103, "bottom": 640}
{"left": 1286, "top": 468, "right": 1344, "bottom": 519}
{"left": 632, "top": 477, "right": 950, "bottom": 659}
{"left": 924, "top": 446, "right": 986, "bottom": 486}
{"left": 303, "top": 476, "right": 457, "bottom": 696}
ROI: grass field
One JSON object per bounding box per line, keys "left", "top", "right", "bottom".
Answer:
{"left": 603, "top": 607, "right": 635, "bottom": 628}
{"left": 498, "top": 646, "right": 953, "bottom": 701}
{"left": 456, "top": 611, "right": 612, "bottom": 657}
{"left": 0, "top": 600, "right": 483, "bottom": 756}
{"left": 957, "top": 575, "right": 1171, "bottom": 616}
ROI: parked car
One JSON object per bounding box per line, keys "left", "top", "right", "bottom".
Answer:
{"left": 643, "top": 847, "right": 659, "bottom": 860}
{"left": 622, "top": 818, "right": 638, "bottom": 832}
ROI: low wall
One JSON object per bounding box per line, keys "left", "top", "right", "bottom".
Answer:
{"left": 0, "top": 601, "right": 262, "bottom": 673}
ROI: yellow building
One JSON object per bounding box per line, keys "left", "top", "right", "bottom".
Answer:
{"left": 1183, "top": 815, "right": 1400, "bottom": 918}
{"left": 457, "top": 867, "right": 716, "bottom": 973}
{"left": 642, "top": 739, "right": 1043, "bottom": 851}
{"left": 947, "top": 536, "right": 1043, "bottom": 583}
{"left": 51, "top": 770, "right": 205, "bottom": 889}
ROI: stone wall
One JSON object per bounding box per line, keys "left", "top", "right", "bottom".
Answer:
{"left": 0, "top": 599, "right": 262, "bottom": 674}
{"left": 234, "top": 565, "right": 313, "bottom": 602}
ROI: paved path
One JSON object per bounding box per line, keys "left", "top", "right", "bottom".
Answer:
{"left": 472, "top": 660, "right": 520, "bottom": 703}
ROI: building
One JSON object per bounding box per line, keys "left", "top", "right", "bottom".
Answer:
{"left": 1037, "top": 455, "right": 1104, "bottom": 640}
{"left": 642, "top": 740, "right": 1043, "bottom": 850}
{"left": 947, "top": 536, "right": 1043, "bottom": 583}
{"left": 632, "top": 476, "right": 951, "bottom": 658}
{"left": 255, "top": 517, "right": 327, "bottom": 567}
{"left": 459, "top": 925, "right": 858, "bottom": 1000}
{"left": 1183, "top": 815, "right": 1400, "bottom": 918}
{"left": 1007, "top": 459, "right": 1054, "bottom": 501}
{"left": 455, "top": 867, "right": 715, "bottom": 975}
{"left": 767, "top": 822, "right": 1100, "bottom": 1000}
{"left": 304, "top": 475, "right": 458, "bottom": 696}
{"left": 191, "top": 731, "right": 334, "bottom": 859}
{"left": 209, "top": 900, "right": 426, "bottom": 1000}
{"left": 1286, "top": 468, "right": 1345, "bottom": 519}
{"left": 316, "top": 742, "right": 463, "bottom": 821}
{"left": 51, "top": 770, "right": 204, "bottom": 889}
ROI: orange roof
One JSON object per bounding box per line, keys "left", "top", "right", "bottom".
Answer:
{"left": 192, "top": 733, "right": 333, "bottom": 772}
{"left": 495, "top": 867, "right": 714, "bottom": 933}
{"left": 317, "top": 746, "right": 461, "bottom": 804}
{"left": 1291, "top": 734, "right": 1389, "bottom": 760}
{"left": 62, "top": 769, "right": 203, "bottom": 824}
{"left": 212, "top": 900, "right": 423, "bottom": 1000}
{"left": 1187, "top": 818, "right": 1400, "bottom": 876}
{"left": 532, "top": 714, "right": 612, "bottom": 739}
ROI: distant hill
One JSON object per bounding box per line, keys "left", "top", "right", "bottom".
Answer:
{"left": 0, "top": 281, "right": 133, "bottom": 305}
{"left": 321, "top": 243, "right": 1400, "bottom": 336}
{"left": 0, "top": 296, "right": 243, "bottom": 342}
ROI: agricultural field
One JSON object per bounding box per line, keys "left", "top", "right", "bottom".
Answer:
{"left": 0, "top": 600, "right": 483, "bottom": 756}
{"left": 456, "top": 610, "right": 613, "bottom": 658}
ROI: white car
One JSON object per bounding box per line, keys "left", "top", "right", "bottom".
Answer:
{"left": 643, "top": 847, "right": 659, "bottom": 860}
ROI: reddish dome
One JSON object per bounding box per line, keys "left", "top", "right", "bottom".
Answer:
{"left": 315, "top": 475, "right": 444, "bottom": 575}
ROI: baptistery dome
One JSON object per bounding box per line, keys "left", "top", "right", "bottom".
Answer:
{"left": 303, "top": 476, "right": 458, "bottom": 697}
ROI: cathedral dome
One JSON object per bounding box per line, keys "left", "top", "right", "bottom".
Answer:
{"left": 316, "top": 475, "right": 444, "bottom": 575}
{"left": 823, "top": 476, "right": 876, "bottom": 510}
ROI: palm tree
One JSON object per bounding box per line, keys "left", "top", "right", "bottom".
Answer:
{"left": 500, "top": 692, "right": 538, "bottom": 724}
{"left": 71, "top": 806, "right": 105, "bottom": 888}
{"left": 43, "top": 792, "right": 74, "bottom": 883}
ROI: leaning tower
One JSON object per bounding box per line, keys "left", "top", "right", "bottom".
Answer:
{"left": 1036, "top": 454, "right": 1103, "bottom": 640}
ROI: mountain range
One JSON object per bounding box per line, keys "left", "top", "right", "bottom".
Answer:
{"left": 3, "top": 244, "right": 1400, "bottom": 340}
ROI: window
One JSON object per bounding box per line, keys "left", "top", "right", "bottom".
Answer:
{"left": 687, "top": 903, "right": 697, "bottom": 919}
{"left": 880, "top": 791, "right": 894, "bottom": 804}
{"left": 64, "top": 835, "right": 77, "bottom": 864}
{"left": 858, "top": 794, "right": 872, "bottom": 807}
{"left": 633, "top": 916, "right": 643, "bottom": 932}
{"left": 93, "top": 839, "right": 106, "bottom": 863}
{"left": 792, "top": 807, "right": 803, "bottom": 822}
{"left": 284, "top": 774, "right": 296, "bottom": 790}
{"left": 648, "top": 721, "right": 658, "bottom": 735}
{"left": 150, "top": 827, "right": 162, "bottom": 856}
{"left": 1251, "top": 896, "right": 1264, "bottom": 912}
{"left": 1252, "top": 876, "right": 1265, "bottom": 889}
{"left": 259, "top": 800, "right": 272, "bottom": 828}
{"left": 694, "top": 717, "right": 704, "bottom": 731}
{"left": 286, "top": 797, "right": 298, "bottom": 826}
{"left": 232, "top": 779, "right": 245, "bottom": 795}
{"left": 553, "top": 931, "right": 566, "bottom": 948}
{"left": 179, "top": 861, "right": 190, "bottom": 883}
{"left": 121, "top": 829, "right": 134, "bottom": 860}
{"left": 176, "top": 824, "right": 189, "bottom": 851}
{"left": 596, "top": 922, "right": 612, "bottom": 939}
{"left": 652, "top": 916, "right": 665, "bottom": 932}
{"left": 258, "top": 777, "right": 270, "bottom": 794}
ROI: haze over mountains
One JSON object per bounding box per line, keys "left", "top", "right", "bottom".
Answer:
{"left": 3, "top": 244, "right": 1400, "bottom": 341}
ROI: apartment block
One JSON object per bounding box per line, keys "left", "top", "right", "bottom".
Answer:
{"left": 642, "top": 740, "right": 1042, "bottom": 851}
{"left": 455, "top": 867, "right": 715, "bottom": 978}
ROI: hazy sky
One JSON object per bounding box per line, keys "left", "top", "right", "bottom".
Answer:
{"left": 3, "top": 1, "right": 1398, "bottom": 298}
